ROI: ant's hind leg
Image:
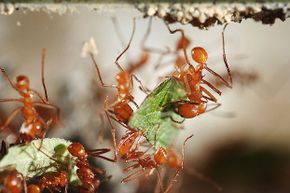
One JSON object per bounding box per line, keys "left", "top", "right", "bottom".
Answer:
{"left": 0, "top": 107, "right": 21, "bottom": 131}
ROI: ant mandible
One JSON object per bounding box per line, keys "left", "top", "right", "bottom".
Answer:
{"left": 0, "top": 49, "right": 60, "bottom": 143}
{"left": 165, "top": 23, "right": 233, "bottom": 119}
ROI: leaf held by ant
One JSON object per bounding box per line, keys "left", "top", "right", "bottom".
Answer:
{"left": 129, "top": 78, "right": 187, "bottom": 149}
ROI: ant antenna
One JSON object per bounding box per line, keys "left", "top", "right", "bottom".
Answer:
{"left": 222, "top": 24, "right": 233, "bottom": 88}
{"left": 115, "top": 18, "right": 136, "bottom": 72}
{"left": 165, "top": 22, "right": 190, "bottom": 65}
{"left": 41, "top": 48, "right": 49, "bottom": 102}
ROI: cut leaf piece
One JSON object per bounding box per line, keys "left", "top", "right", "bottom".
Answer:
{"left": 129, "top": 78, "right": 187, "bottom": 148}
{"left": 0, "top": 138, "right": 79, "bottom": 183}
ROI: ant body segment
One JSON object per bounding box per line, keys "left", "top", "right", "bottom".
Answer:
{"left": 0, "top": 49, "right": 60, "bottom": 143}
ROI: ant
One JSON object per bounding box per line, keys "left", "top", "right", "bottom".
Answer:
{"left": 120, "top": 131, "right": 193, "bottom": 193}
{"left": 0, "top": 167, "right": 24, "bottom": 193}
{"left": 67, "top": 142, "right": 114, "bottom": 193}
{"left": 164, "top": 23, "right": 233, "bottom": 119}
{"left": 0, "top": 49, "right": 60, "bottom": 143}
{"left": 27, "top": 171, "right": 68, "bottom": 193}
{"left": 32, "top": 141, "right": 113, "bottom": 193}
{"left": 87, "top": 18, "right": 150, "bottom": 160}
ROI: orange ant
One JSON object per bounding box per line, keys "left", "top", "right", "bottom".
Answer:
{"left": 0, "top": 167, "right": 24, "bottom": 193}
{"left": 27, "top": 171, "right": 68, "bottom": 193}
{"left": 0, "top": 49, "right": 60, "bottom": 143}
{"left": 164, "top": 23, "right": 233, "bottom": 119}
{"left": 119, "top": 130, "right": 193, "bottom": 192}
{"left": 87, "top": 18, "right": 150, "bottom": 160}
{"left": 67, "top": 142, "right": 114, "bottom": 192}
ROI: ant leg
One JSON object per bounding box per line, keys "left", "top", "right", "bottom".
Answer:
{"left": 200, "top": 86, "right": 217, "bottom": 102}
{"left": 30, "top": 89, "right": 49, "bottom": 104}
{"left": 115, "top": 18, "right": 136, "bottom": 71}
{"left": 222, "top": 24, "right": 233, "bottom": 88}
{"left": 165, "top": 23, "right": 190, "bottom": 65}
{"left": 131, "top": 74, "right": 151, "bottom": 94}
{"left": 0, "top": 98, "right": 22, "bottom": 103}
{"left": 201, "top": 79, "right": 222, "bottom": 95}
{"left": 32, "top": 102, "right": 61, "bottom": 123}
{"left": 206, "top": 103, "right": 221, "bottom": 113}
{"left": 41, "top": 48, "right": 49, "bottom": 102}
{"left": 87, "top": 148, "right": 116, "bottom": 162}
{"left": 121, "top": 169, "right": 146, "bottom": 183}
{"left": 0, "top": 67, "right": 20, "bottom": 92}
{"left": 89, "top": 53, "right": 116, "bottom": 88}
{"left": 104, "top": 111, "right": 117, "bottom": 161}
{"left": 205, "top": 66, "right": 232, "bottom": 88}
{"left": 111, "top": 16, "right": 131, "bottom": 63}
{"left": 164, "top": 134, "right": 193, "bottom": 193}
{"left": 96, "top": 113, "right": 105, "bottom": 143}
{"left": 0, "top": 107, "right": 21, "bottom": 131}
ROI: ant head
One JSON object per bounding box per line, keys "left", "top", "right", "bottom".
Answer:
{"left": 15, "top": 75, "right": 30, "bottom": 91}
{"left": 191, "top": 47, "right": 208, "bottom": 64}
{"left": 68, "top": 143, "right": 87, "bottom": 159}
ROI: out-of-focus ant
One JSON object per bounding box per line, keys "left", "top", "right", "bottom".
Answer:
{"left": 0, "top": 167, "right": 24, "bottom": 193}
{"left": 164, "top": 23, "right": 233, "bottom": 119}
{"left": 0, "top": 49, "right": 60, "bottom": 143}
{"left": 112, "top": 17, "right": 150, "bottom": 74}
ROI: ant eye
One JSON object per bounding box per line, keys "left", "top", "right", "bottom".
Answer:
{"left": 191, "top": 47, "right": 208, "bottom": 64}
{"left": 16, "top": 75, "right": 29, "bottom": 90}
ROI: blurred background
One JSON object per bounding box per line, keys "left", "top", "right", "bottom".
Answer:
{"left": 0, "top": 4, "right": 290, "bottom": 193}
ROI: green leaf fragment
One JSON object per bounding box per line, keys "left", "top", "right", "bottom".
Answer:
{"left": 129, "top": 78, "right": 187, "bottom": 149}
{"left": 0, "top": 138, "right": 79, "bottom": 184}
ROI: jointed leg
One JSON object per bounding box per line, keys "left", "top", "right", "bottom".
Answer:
{"left": 115, "top": 18, "right": 136, "bottom": 71}
{"left": 205, "top": 65, "right": 232, "bottom": 88}
{"left": 164, "top": 134, "right": 193, "bottom": 193}
{"left": 0, "top": 67, "right": 20, "bottom": 92}
{"left": 165, "top": 23, "right": 190, "bottom": 65}
{"left": 104, "top": 111, "right": 117, "bottom": 161}
{"left": 0, "top": 98, "right": 22, "bottom": 103}
{"left": 132, "top": 74, "right": 151, "bottom": 94}
{"left": 33, "top": 102, "right": 61, "bottom": 123}
{"left": 0, "top": 107, "right": 21, "bottom": 131}
{"left": 41, "top": 48, "right": 49, "bottom": 102}
{"left": 222, "top": 23, "right": 233, "bottom": 88}
{"left": 200, "top": 86, "right": 217, "bottom": 102}
{"left": 201, "top": 79, "right": 222, "bottom": 96}
{"left": 87, "top": 148, "right": 116, "bottom": 162}
{"left": 89, "top": 53, "right": 116, "bottom": 88}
